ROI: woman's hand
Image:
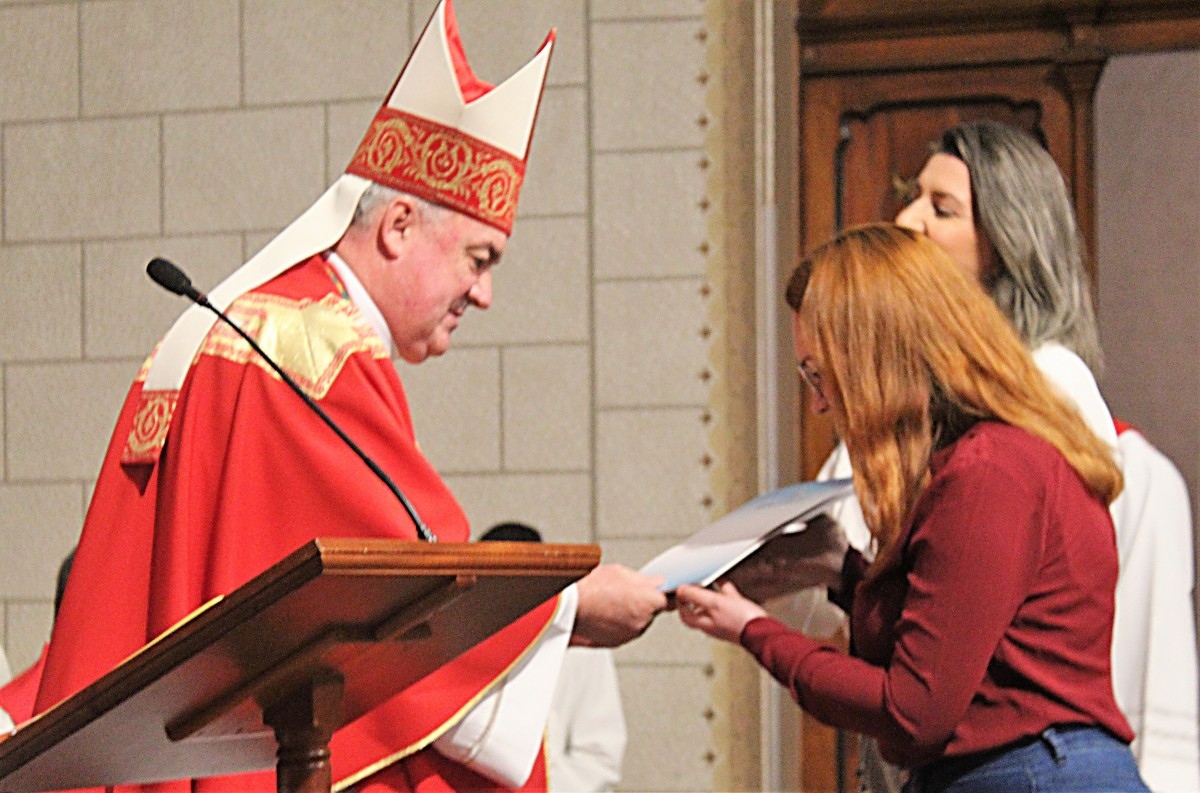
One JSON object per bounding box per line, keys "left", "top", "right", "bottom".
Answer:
{"left": 675, "top": 581, "right": 768, "bottom": 643}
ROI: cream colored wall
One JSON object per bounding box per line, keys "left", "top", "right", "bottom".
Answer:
{"left": 0, "top": 1, "right": 717, "bottom": 791}
{"left": 1095, "top": 49, "right": 1200, "bottom": 522}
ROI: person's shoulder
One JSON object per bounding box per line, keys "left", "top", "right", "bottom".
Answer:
{"left": 1030, "top": 342, "right": 1117, "bottom": 446}
{"left": 231, "top": 259, "right": 364, "bottom": 337}
{"left": 214, "top": 258, "right": 389, "bottom": 382}
{"left": 244, "top": 254, "right": 335, "bottom": 301}
{"left": 915, "top": 425, "right": 1071, "bottom": 530}
{"left": 1031, "top": 342, "right": 1100, "bottom": 406}
{"left": 945, "top": 421, "right": 1039, "bottom": 455}
{"left": 938, "top": 422, "right": 1057, "bottom": 482}
{"left": 1031, "top": 341, "right": 1091, "bottom": 378}
{"left": 1118, "top": 425, "right": 1189, "bottom": 489}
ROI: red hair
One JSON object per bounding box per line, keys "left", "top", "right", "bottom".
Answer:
{"left": 787, "top": 224, "right": 1121, "bottom": 567}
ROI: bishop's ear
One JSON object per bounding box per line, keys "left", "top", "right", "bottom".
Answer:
{"left": 378, "top": 195, "right": 419, "bottom": 259}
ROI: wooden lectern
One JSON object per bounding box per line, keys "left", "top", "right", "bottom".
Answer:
{"left": 0, "top": 537, "right": 599, "bottom": 793}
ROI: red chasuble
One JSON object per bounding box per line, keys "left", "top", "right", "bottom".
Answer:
{"left": 0, "top": 645, "right": 45, "bottom": 726}
{"left": 33, "top": 256, "right": 554, "bottom": 792}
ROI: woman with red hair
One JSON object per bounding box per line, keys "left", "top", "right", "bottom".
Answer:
{"left": 677, "top": 224, "right": 1147, "bottom": 793}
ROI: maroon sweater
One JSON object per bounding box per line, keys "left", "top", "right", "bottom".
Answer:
{"left": 742, "top": 421, "right": 1132, "bottom": 768}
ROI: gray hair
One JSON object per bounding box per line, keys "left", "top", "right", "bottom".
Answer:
{"left": 351, "top": 182, "right": 450, "bottom": 229}
{"left": 937, "top": 120, "right": 1104, "bottom": 374}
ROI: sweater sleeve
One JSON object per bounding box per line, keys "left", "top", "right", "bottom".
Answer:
{"left": 742, "top": 616, "right": 889, "bottom": 738}
{"left": 744, "top": 439, "right": 1047, "bottom": 765}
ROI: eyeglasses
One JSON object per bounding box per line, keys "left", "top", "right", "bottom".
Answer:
{"left": 796, "top": 357, "right": 825, "bottom": 403}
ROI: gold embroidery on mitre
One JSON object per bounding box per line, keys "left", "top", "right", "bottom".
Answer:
{"left": 347, "top": 107, "right": 524, "bottom": 233}
{"left": 121, "top": 389, "right": 179, "bottom": 465}
{"left": 202, "top": 292, "right": 388, "bottom": 399}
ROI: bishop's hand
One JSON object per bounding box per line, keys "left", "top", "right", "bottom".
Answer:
{"left": 571, "top": 564, "right": 668, "bottom": 648}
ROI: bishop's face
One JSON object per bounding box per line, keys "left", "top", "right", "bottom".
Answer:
{"left": 381, "top": 209, "right": 507, "bottom": 364}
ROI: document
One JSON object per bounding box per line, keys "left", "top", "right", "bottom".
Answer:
{"left": 640, "top": 479, "right": 855, "bottom": 592}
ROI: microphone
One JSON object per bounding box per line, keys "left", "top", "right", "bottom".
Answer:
{"left": 146, "top": 257, "right": 436, "bottom": 542}
{"left": 146, "top": 257, "right": 208, "bottom": 305}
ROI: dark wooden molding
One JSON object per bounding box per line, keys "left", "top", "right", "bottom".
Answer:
{"left": 796, "top": 0, "right": 1200, "bottom": 42}
{"left": 796, "top": 0, "right": 1200, "bottom": 74}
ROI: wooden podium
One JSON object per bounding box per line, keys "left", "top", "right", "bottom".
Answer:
{"left": 0, "top": 537, "right": 599, "bottom": 793}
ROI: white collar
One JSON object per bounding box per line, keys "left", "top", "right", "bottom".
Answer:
{"left": 326, "top": 251, "right": 395, "bottom": 357}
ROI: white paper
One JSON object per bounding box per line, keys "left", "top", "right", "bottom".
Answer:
{"left": 639, "top": 478, "right": 855, "bottom": 591}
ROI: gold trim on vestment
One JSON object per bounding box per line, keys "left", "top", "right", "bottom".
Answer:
{"left": 121, "top": 292, "right": 386, "bottom": 465}
{"left": 205, "top": 292, "right": 388, "bottom": 397}
{"left": 121, "top": 389, "right": 179, "bottom": 465}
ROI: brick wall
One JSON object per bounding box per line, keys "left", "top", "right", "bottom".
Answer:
{"left": 0, "top": 1, "right": 716, "bottom": 790}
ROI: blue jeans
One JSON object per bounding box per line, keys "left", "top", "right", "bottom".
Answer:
{"left": 903, "top": 725, "right": 1149, "bottom": 793}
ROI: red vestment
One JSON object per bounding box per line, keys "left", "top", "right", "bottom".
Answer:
{"left": 0, "top": 645, "right": 46, "bottom": 726}
{"left": 33, "top": 255, "right": 554, "bottom": 792}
